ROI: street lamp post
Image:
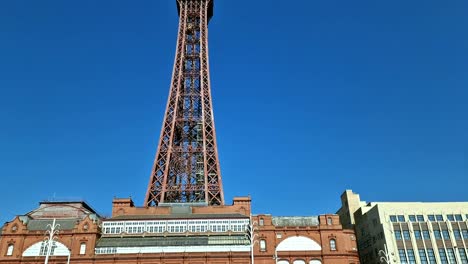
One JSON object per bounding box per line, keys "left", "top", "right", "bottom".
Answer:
{"left": 248, "top": 215, "right": 259, "bottom": 264}
{"left": 43, "top": 218, "right": 61, "bottom": 264}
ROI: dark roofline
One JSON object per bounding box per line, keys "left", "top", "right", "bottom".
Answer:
{"left": 39, "top": 200, "right": 101, "bottom": 217}
{"left": 107, "top": 213, "right": 249, "bottom": 221}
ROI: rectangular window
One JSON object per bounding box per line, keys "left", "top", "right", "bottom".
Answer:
{"left": 442, "top": 230, "right": 450, "bottom": 240}
{"left": 454, "top": 229, "right": 462, "bottom": 239}
{"left": 398, "top": 215, "right": 406, "bottom": 222}
{"left": 6, "top": 245, "right": 13, "bottom": 256}
{"left": 417, "top": 215, "right": 425, "bottom": 222}
{"left": 395, "top": 230, "right": 402, "bottom": 240}
{"left": 458, "top": 248, "right": 468, "bottom": 264}
{"left": 439, "top": 249, "right": 448, "bottom": 264}
{"left": 463, "top": 229, "right": 468, "bottom": 239}
{"left": 409, "top": 215, "right": 416, "bottom": 222}
{"left": 436, "top": 215, "right": 444, "bottom": 221}
{"left": 447, "top": 214, "right": 455, "bottom": 221}
{"left": 455, "top": 214, "right": 463, "bottom": 221}
{"left": 403, "top": 230, "right": 411, "bottom": 240}
{"left": 434, "top": 230, "right": 442, "bottom": 239}
{"left": 428, "top": 215, "right": 436, "bottom": 221}
{"left": 427, "top": 249, "right": 437, "bottom": 264}
{"left": 419, "top": 249, "right": 428, "bottom": 264}
{"left": 399, "top": 249, "right": 408, "bottom": 264}
{"left": 414, "top": 230, "right": 422, "bottom": 240}
{"left": 423, "top": 230, "right": 431, "bottom": 239}
{"left": 260, "top": 240, "right": 266, "bottom": 251}
{"left": 447, "top": 248, "right": 457, "bottom": 264}
{"left": 407, "top": 249, "right": 416, "bottom": 264}
{"left": 390, "top": 215, "right": 398, "bottom": 222}
{"left": 79, "top": 243, "right": 86, "bottom": 255}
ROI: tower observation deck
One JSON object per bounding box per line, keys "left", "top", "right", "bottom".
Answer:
{"left": 145, "top": 0, "right": 224, "bottom": 207}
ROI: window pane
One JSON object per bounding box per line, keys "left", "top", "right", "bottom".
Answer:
{"left": 458, "top": 248, "right": 468, "bottom": 264}
{"left": 6, "top": 245, "right": 14, "bottom": 256}
{"left": 398, "top": 215, "right": 406, "bottom": 222}
{"left": 399, "top": 249, "right": 408, "bottom": 264}
{"left": 419, "top": 249, "right": 428, "bottom": 264}
{"left": 447, "top": 248, "right": 456, "bottom": 264}
{"left": 439, "top": 249, "right": 448, "bottom": 264}
{"left": 422, "top": 230, "right": 431, "bottom": 239}
{"left": 409, "top": 215, "right": 416, "bottom": 222}
{"left": 414, "top": 230, "right": 422, "bottom": 239}
{"left": 403, "top": 230, "right": 411, "bottom": 240}
{"left": 417, "top": 215, "right": 424, "bottom": 222}
{"left": 436, "top": 215, "right": 444, "bottom": 221}
{"left": 407, "top": 249, "right": 416, "bottom": 264}
{"left": 390, "top": 215, "right": 397, "bottom": 222}
{"left": 395, "top": 230, "right": 402, "bottom": 240}
{"left": 428, "top": 215, "right": 436, "bottom": 221}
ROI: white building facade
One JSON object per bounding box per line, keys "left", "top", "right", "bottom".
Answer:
{"left": 337, "top": 190, "right": 468, "bottom": 264}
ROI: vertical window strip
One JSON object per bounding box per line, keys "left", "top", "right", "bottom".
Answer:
{"left": 399, "top": 249, "right": 408, "bottom": 264}
{"left": 419, "top": 249, "right": 428, "bottom": 264}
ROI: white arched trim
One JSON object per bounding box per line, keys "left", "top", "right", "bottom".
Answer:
{"left": 278, "top": 260, "right": 290, "bottom": 264}
{"left": 310, "top": 260, "right": 322, "bottom": 264}
{"left": 277, "top": 236, "right": 322, "bottom": 251}
{"left": 23, "top": 241, "right": 70, "bottom": 257}
{"left": 293, "top": 260, "right": 306, "bottom": 264}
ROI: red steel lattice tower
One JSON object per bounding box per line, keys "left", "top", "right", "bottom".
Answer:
{"left": 145, "top": 0, "right": 224, "bottom": 206}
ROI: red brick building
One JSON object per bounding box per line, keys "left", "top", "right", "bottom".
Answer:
{"left": 0, "top": 1, "right": 360, "bottom": 263}
{"left": 0, "top": 198, "right": 359, "bottom": 264}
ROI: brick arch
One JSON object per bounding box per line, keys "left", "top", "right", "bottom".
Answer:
{"left": 277, "top": 236, "right": 322, "bottom": 251}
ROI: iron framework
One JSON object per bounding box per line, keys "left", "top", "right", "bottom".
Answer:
{"left": 145, "top": 0, "right": 224, "bottom": 206}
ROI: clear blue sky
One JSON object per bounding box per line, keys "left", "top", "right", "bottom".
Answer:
{"left": 0, "top": 0, "right": 467, "bottom": 222}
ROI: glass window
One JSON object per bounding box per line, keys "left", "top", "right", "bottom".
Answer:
{"left": 409, "top": 215, "right": 416, "bottom": 222}
{"left": 442, "top": 230, "right": 450, "bottom": 240}
{"left": 417, "top": 215, "right": 425, "bottom": 222}
{"left": 455, "top": 214, "right": 463, "bottom": 221}
{"left": 390, "top": 215, "right": 397, "bottom": 222}
{"left": 422, "top": 230, "right": 431, "bottom": 239}
{"left": 463, "top": 229, "right": 468, "bottom": 239}
{"left": 330, "top": 239, "right": 336, "bottom": 251}
{"left": 79, "top": 243, "right": 86, "bottom": 255}
{"left": 458, "top": 248, "right": 468, "bottom": 264}
{"left": 436, "top": 215, "right": 444, "bottom": 221}
{"left": 6, "top": 244, "right": 13, "bottom": 256}
{"left": 398, "top": 215, "right": 406, "bottom": 222}
{"left": 403, "top": 230, "right": 411, "bottom": 240}
{"left": 453, "top": 229, "right": 462, "bottom": 240}
{"left": 434, "top": 230, "right": 442, "bottom": 239}
{"left": 439, "top": 249, "right": 448, "bottom": 264}
{"left": 260, "top": 239, "right": 266, "bottom": 251}
{"left": 447, "top": 214, "right": 455, "bottom": 221}
{"left": 407, "top": 249, "right": 416, "bottom": 264}
{"left": 427, "top": 249, "right": 437, "bottom": 264}
{"left": 419, "top": 249, "right": 428, "bottom": 264}
{"left": 428, "top": 215, "right": 436, "bottom": 221}
{"left": 414, "top": 230, "right": 422, "bottom": 240}
{"left": 447, "top": 248, "right": 457, "bottom": 264}
{"left": 395, "top": 230, "right": 402, "bottom": 240}
{"left": 327, "top": 217, "right": 333, "bottom": 225}
{"left": 399, "top": 249, "right": 408, "bottom": 264}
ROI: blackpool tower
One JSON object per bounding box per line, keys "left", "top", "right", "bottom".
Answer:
{"left": 145, "top": 0, "right": 224, "bottom": 207}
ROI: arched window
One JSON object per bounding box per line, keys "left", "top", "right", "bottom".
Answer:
{"left": 327, "top": 217, "right": 333, "bottom": 225}
{"left": 6, "top": 244, "right": 14, "bottom": 256}
{"left": 259, "top": 218, "right": 264, "bottom": 226}
{"left": 79, "top": 243, "right": 86, "bottom": 255}
{"left": 330, "top": 239, "right": 337, "bottom": 251}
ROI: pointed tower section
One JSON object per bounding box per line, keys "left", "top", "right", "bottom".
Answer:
{"left": 145, "top": 0, "right": 224, "bottom": 206}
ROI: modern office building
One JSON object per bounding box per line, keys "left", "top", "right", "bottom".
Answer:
{"left": 0, "top": 1, "right": 360, "bottom": 264}
{"left": 338, "top": 190, "right": 468, "bottom": 264}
